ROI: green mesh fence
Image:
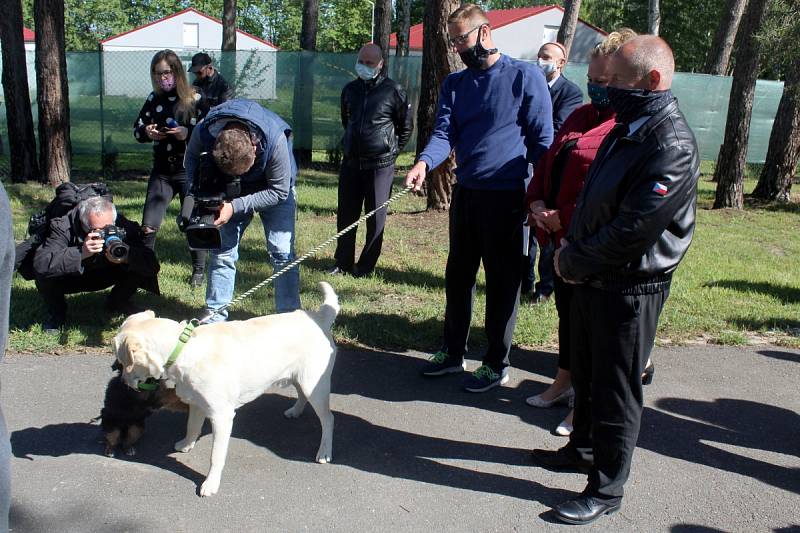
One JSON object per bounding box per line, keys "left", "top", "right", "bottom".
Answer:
{"left": 0, "top": 51, "right": 784, "bottom": 178}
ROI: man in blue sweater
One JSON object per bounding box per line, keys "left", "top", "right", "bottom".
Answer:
{"left": 405, "top": 3, "right": 553, "bottom": 392}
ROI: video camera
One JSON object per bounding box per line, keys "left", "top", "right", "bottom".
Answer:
{"left": 96, "top": 224, "right": 129, "bottom": 260}
{"left": 179, "top": 152, "right": 241, "bottom": 250}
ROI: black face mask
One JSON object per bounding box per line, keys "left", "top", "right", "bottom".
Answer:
{"left": 458, "top": 25, "right": 498, "bottom": 70}
{"left": 607, "top": 87, "right": 675, "bottom": 124}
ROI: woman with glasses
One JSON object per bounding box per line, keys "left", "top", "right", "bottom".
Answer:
{"left": 133, "top": 49, "right": 209, "bottom": 288}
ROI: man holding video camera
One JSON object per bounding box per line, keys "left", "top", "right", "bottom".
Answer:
{"left": 33, "top": 196, "right": 160, "bottom": 333}
{"left": 183, "top": 99, "right": 300, "bottom": 320}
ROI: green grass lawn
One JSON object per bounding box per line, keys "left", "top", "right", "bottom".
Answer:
{"left": 4, "top": 167, "right": 799, "bottom": 354}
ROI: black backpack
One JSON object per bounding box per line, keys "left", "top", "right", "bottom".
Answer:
{"left": 15, "top": 182, "right": 112, "bottom": 280}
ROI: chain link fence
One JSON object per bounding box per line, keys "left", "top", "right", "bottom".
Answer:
{"left": 0, "top": 50, "right": 784, "bottom": 179}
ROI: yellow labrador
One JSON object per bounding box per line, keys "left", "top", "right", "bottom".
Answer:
{"left": 112, "top": 282, "right": 339, "bottom": 497}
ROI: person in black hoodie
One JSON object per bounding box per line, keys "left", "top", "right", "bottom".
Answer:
{"left": 32, "top": 196, "right": 160, "bottom": 332}
{"left": 190, "top": 52, "right": 233, "bottom": 108}
{"left": 330, "top": 43, "right": 413, "bottom": 277}
{"left": 134, "top": 49, "right": 208, "bottom": 288}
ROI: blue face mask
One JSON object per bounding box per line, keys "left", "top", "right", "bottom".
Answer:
{"left": 355, "top": 62, "right": 380, "bottom": 81}
{"left": 587, "top": 83, "right": 610, "bottom": 109}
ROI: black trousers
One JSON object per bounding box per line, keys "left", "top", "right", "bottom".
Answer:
{"left": 568, "top": 285, "right": 669, "bottom": 501}
{"left": 553, "top": 277, "right": 574, "bottom": 371}
{"left": 334, "top": 163, "right": 395, "bottom": 275}
{"left": 142, "top": 169, "right": 206, "bottom": 271}
{"left": 35, "top": 267, "right": 141, "bottom": 318}
{"left": 443, "top": 186, "right": 525, "bottom": 372}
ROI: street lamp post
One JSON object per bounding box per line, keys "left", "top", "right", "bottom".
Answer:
{"left": 367, "top": 0, "right": 375, "bottom": 42}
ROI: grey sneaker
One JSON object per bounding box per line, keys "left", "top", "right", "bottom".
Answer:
{"left": 420, "top": 350, "right": 466, "bottom": 376}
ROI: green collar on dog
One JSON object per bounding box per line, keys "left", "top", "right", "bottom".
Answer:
{"left": 136, "top": 319, "right": 199, "bottom": 392}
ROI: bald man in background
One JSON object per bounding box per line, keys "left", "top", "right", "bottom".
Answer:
{"left": 532, "top": 36, "right": 699, "bottom": 525}
{"left": 523, "top": 41, "right": 585, "bottom": 303}
{"left": 331, "top": 43, "right": 413, "bottom": 277}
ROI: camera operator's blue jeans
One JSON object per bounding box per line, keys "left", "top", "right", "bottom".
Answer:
{"left": 205, "top": 189, "right": 300, "bottom": 321}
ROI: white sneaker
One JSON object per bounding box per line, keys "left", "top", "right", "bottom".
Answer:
{"left": 525, "top": 386, "right": 574, "bottom": 408}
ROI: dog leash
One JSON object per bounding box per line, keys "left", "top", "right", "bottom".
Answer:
{"left": 197, "top": 184, "right": 414, "bottom": 325}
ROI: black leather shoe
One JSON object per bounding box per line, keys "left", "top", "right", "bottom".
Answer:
{"left": 531, "top": 291, "right": 551, "bottom": 304}
{"left": 531, "top": 445, "right": 592, "bottom": 472}
{"left": 42, "top": 314, "right": 65, "bottom": 334}
{"left": 327, "top": 266, "right": 350, "bottom": 276}
{"left": 553, "top": 495, "right": 621, "bottom": 525}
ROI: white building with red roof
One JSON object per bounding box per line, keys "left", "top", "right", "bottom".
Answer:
{"left": 390, "top": 6, "right": 606, "bottom": 63}
{"left": 22, "top": 27, "right": 36, "bottom": 52}
{"left": 100, "top": 8, "right": 277, "bottom": 99}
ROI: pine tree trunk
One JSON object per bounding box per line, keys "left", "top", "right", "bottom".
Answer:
{"left": 648, "top": 0, "right": 661, "bottom": 35}
{"left": 374, "top": 0, "right": 392, "bottom": 75}
{"left": 0, "top": 0, "right": 39, "bottom": 182}
{"left": 556, "top": 0, "right": 581, "bottom": 59}
{"left": 396, "top": 0, "right": 411, "bottom": 57}
{"left": 292, "top": 0, "right": 319, "bottom": 168}
{"left": 703, "top": 0, "right": 748, "bottom": 75}
{"left": 751, "top": 64, "right": 800, "bottom": 202}
{"left": 34, "top": 0, "right": 71, "bottom": 187}
{"left": 712, "top": 0, "right": 770, "bottom": 209}
{"left": 221, "top": 0, "right": 237, "bottom": 88}
{"left": 416, "top": 0, "right": 462, "bottom": 211}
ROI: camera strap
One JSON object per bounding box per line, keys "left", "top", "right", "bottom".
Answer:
{"left": 197, "top": 184, "right": 414, "bottom": 324}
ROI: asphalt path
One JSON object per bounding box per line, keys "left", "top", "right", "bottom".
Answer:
{"left": 2, "top": 344, "right": 799, "bottom": 532}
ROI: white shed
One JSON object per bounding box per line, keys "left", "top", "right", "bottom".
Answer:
{"left": 100, "top": 8, "right": 277, "bottom": 100}
{"left": 389, "top": 6, "right": 607, "bottom": 63}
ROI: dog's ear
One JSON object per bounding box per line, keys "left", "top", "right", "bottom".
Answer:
{"left": 119, "top": 310, "right": 156, "bottom": 331}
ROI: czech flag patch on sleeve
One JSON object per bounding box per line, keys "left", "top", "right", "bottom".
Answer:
{"left": 652, "top": 182, "right": 668, "bottom": 196}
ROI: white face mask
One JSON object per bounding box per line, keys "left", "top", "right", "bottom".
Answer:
{"left": 355, "top": 62, "right": 380, "bottom": 81}
{"left": 537, "top": 59, "right": 557, "bottom": 76}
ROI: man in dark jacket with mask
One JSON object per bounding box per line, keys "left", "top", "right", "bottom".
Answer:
{"left": 405, "top": 4, "right": 553, "bottom": 393}
{"left": 32, "top": 196, "right": 160, "bottom": 332}
{"left": 330, "top": 43, "right": 413, "bottom": 277}
{"left": 191, "top": 52, "right": 233, "bottom": 109}
{"left": 532, "top": 36, "right": 699, "bottom": 525}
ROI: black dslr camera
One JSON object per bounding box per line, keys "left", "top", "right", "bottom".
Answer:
{"left": 96, "top": 224, "right": 129, "bottom": 260}
{"left": 179, "top": 152, "right": 241, "bottom": 250}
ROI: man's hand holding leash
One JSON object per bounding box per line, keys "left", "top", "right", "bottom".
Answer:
{"left": 405, "top": 161, "right": 427, "bottom": 192}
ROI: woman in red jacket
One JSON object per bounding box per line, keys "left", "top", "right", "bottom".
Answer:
{"left": 524, "top": 29, "right": 637, "bottom": 436}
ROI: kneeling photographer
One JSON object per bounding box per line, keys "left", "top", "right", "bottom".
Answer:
{"left": 183, "top": 99, "right": 300, "bottom": 321}
{"left": 33, "top": 196, "right": 160, "bottom": 333}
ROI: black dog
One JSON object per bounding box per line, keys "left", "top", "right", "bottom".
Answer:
{"left": 99, "top": 361, "right": 186, "bottom": 457}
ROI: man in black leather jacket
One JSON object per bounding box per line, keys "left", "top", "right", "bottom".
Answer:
{"left": 331, "top": 43, "right": 413, "bottom": 277}
{"left": 532, "top": 36, "right": 699, "bottom": 525}
{"left": 33, "top": 196, "right": 160, "bottom": 332}
{"left": 191, "top": 52, "right": 233, "bottom": 109}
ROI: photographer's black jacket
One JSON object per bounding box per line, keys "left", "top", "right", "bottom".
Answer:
{"left": 340, "top": 75, "right": 413, "bottom": 170}
{"left": 193, "top": 71, "right": 233, "bottom": 108}
{"left": 561, "top": 100, "right": 699, "bottom": 294}
{"left": 33, "top": 208, "right": 160, "bottom": 294}
{"left": 133, "top": 89, "right": 208, "bottom": 175}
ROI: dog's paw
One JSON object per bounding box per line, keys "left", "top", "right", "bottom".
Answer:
{"left": 199, "top": 477, "right": 220, "bottom": 497}
{"left": 316, "top": 453, "right": 333, "bottom": 464}
{"left": 123, "top": 446, "right": 136, "bottom": 456}
{"left": 283, "top": 405, "right": 303, "bottom": 419}
{"left": 174, "top": 438, "right": 196, "bottom": 453}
